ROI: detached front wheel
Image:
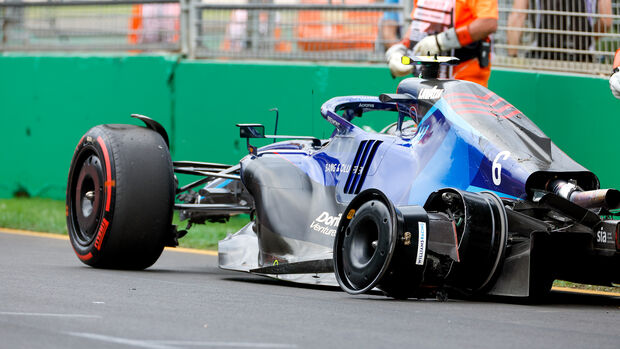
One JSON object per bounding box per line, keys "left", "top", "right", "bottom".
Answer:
{"left": 67, "top": 124, "right": 174, "bottom": 269}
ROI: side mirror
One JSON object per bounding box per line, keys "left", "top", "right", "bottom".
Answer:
{"left": 237, "top": 124, "right": 265, "bottom": 139}
{"left": 237, "top": 122, "right": 322, "bottom": 156}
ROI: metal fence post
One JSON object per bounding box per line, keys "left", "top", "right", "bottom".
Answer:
{"left": 187, "top": 0, "right": 196, "bottom": 59}
{"left": 3, "top": 0, "right": 26, "bottom": 47}
{"left": 180, "top": 0, "right": 189, "bottom": 56}
{"left": 266, "top": 0, "right": 275, "bottom": 52}
{"left": 0, "top": 7, "right": 5, "bottom": 47}
{"left": 402, "top": 0, "right": 412, "bottom": 28}
{"left": 248, "top": 0, "right": 259, "bottom": 53}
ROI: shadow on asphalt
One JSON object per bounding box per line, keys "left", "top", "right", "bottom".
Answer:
{"left": 462, "top": 290, "right": 620, "bottom": 307}
{"left": 221, "top": 275, "right": 341, "bottom": 292}
{"left": 221, "top": 274, "right": 620, "bottom": 306}
{"left": 535, "top": 290, "right": 620, "bottom": 306}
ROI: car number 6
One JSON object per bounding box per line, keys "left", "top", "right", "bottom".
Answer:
{"left": 492, "top": 151, "right": 511, "bottom": 186}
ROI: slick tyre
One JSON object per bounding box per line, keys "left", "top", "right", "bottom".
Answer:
{"left": 66, "top": 124, "right": 174, "bottom": 269}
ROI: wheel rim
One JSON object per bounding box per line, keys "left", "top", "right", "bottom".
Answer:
{"left": 347, "top": 216, "right": 379, "bottom": 269}
{"left": 70, "top": 151, "right": 105, "bottom": 246}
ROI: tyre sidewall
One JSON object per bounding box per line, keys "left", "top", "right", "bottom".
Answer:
{"left": 67, "top": 127, "right": 118, "bottom": 266}
{"left": 67, "top": 124, "right": 174, "bottom": 269}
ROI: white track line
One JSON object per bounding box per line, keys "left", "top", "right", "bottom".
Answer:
{"left": 0, "top": 312, "right": 100, "bottom": 319}
{"left": 66, "top": 333, "right": 297, "bottom": 349}
{"left": 66, "top": 333, "right": 178, "bottom": 349}
{"left": 149, "top": 340, "right": 297, "bottom": 348}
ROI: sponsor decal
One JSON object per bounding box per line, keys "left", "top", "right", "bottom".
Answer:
{"left": 326, "top": 115, "right": 339, "bottom": 127}
{"left": 594, "top": 224, "right": 616, "bottom": 251}
{"left": 94, "top": 218, "right": 109, "bottom": 251}
{"left": 596, "top": 228, "right": 611, "bottom": 244}
{"left": 418, "top": 86, "right": 444, "bottom": 100}
{"left": 416, "top": 222, "right": 427, "bottom": 265}
{"left": 310, "top": 211, "right": 342, "bottom": 237}
{"left": 324, "top": 163, "right": 364, "bottom": 175}
{"left": 358, "top": 103, "right": 375, "bottom": 108}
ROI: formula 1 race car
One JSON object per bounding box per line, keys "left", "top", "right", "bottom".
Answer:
{"left": 66, "top": 57, "right": 620, "bottom": 300}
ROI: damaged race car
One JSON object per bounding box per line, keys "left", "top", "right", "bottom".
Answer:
{"left": 66, "top": 56, "right": 620, "bottom": 300}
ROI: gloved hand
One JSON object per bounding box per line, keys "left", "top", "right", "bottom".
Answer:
{"left": 386, "top": 43, "right": 413, "bottom": 77}
{"left": 610, "top": 71, "right": 620, "bottom": 99}
{"left": 412, "top": 28, "right": 462, "bottom": 56}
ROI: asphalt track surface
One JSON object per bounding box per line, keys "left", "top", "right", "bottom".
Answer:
{"left": 1, "top": 230, "right": 619, "bottom": 349}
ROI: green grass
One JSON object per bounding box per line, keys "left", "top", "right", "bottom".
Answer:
{"left": 173, "top": 214, "right": 249, "bottom": 249}
{"left": 553, "top": 280, "right": 619, "bottom": 293}
{"left": 0, "top": 197, "right": 249, "bottom": 250}
{"left": 0, "top": 198, "right": 68, "bottom": 234}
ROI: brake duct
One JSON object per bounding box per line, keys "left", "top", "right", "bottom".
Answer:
{"left": 333, "top": 188, "right": 508, "bottom": 299}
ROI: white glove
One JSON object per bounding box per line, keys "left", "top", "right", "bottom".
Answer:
{"left": 386, "top": 43, "right": 413, "bottom": 77}
{"left": 412, "top": 28, "right": 462, "bottom": 56}
{"left": 413, "top": 35, "right": 440, "bottom": 56}
{"left": 610, "top": 71, "right": 620, "bottom": 99}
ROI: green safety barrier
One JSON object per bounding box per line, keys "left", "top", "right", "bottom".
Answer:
{"left": 0, "top": 55, "right": 617, "bottom": 200}
{"left": 0, "top": 55, "right": 176, "bottom": 199}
